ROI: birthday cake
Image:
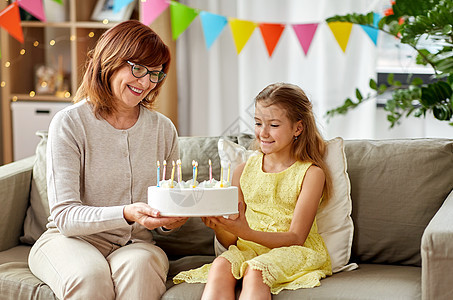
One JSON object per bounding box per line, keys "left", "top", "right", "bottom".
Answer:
{"left": 148, "top": 160, "right": 238, "bottom": 216}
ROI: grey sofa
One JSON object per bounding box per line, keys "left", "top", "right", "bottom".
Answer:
{"left": 0, "top": 133, "right": 452, "bottom": 300}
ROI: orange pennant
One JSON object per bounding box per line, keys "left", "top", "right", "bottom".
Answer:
{"left": 259, "top": 23, "right": 285, "bottom": 57}
{"left": 0, "top": 2, "right": 24, "bottom": 43}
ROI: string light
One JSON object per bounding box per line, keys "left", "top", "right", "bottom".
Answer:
{"left": 3, "top": 29, "right": 111, "bottom": 100}
{"left": 102, "top": 19, "right": 109, "bottom": 24}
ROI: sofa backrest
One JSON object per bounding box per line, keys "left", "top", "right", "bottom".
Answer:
{"left": 344, "top": 139, "right": 453, "bottom": 266}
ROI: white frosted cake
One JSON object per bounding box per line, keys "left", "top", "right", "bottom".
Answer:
{"left": 148, "top": 180, "right": 238, "bottom": 216}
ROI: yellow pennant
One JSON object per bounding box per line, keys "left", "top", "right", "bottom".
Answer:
{"left": 327, "top": 22, "right": 353, "bottom": 53}
{"left": 229, "top": 18, "right": 257, "bottom": 54}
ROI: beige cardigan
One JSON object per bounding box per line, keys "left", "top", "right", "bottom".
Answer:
{"left": 46, "top": 100, "right": 179, "bottom": 246}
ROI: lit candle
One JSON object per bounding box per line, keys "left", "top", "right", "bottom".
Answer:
{"left": 209, "top": 159, "right": 212, "bottom": 183}
{"left": 156, "top": 161, "right": 160, "bottom": 187}
{"left": 170, "top": 160, "right": 175, "bottom": 188}
{"left": 162, "top": 160, "right": 167, "bottom": 180}
{"left": 192, "top": 160, "right": 196, "bottom": 183}
{"left": 220, "top": 166, "right": 224, "bottom": 188}
{"left": 193, "top": 161, "right": 198, "bottom": 188}
{"left": 177, "top": 159, "right": 182, "bottom": 183}
{"left": 227, "top": 162, "right": 231, "bottom": 183}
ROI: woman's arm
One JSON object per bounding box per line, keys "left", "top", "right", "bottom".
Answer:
{"left": 210, "top": 165, "right": 325, "bottom": 249}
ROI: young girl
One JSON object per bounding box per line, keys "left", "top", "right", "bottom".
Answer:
{"left": 173, "top": 83, "right": 332, "bottom": 299}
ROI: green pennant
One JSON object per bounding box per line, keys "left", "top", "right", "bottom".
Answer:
{"left": 170, "top": 1, "right": 199, "bottom": 40}
{"left": 51, "top": 0, "right": 63, "bottom": 4}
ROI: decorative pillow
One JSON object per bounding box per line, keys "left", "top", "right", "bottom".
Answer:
{"left": 217, "top": 138, "right": 259, "bottom": 179}
{"left": 20, "top": 130, "right": 50, "bottom": 244}
{"left": 218, "top": 137, "right": 357, "bottom": 273}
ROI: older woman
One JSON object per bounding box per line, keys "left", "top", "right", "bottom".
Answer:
{"left": 29, "top": 20, "right": 187, "bottom": 299}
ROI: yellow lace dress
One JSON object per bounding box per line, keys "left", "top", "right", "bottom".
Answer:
{"left": 173, "top": 154, "right": 332, "bottom": 294}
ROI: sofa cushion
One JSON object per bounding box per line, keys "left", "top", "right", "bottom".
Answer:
{"left": 218, "top": 137, "right": 356, "bottom": 273}
{"left": 0, "top": 245, "right": 57, "bottom": 300}
{"left": 163, "top": 264, "right": 421, "bottom": 300}
{"left": 345, "top": 139, "right": 453, "bottom": 266}
{"left": 20, "top": 131, "right": 49, "bottom": 245}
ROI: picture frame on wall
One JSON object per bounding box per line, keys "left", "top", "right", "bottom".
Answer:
{"left": 91, "top": 0, "right": 135, "bottom": 22}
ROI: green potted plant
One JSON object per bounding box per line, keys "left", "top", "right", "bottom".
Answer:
{"left": 325, "top": 0, "right": 453, "bottom": 127}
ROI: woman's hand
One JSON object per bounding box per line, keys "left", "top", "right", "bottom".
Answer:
{"left": 123, "top": 203, "right": 188, "bottom": 230}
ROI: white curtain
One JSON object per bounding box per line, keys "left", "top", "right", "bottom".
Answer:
{"left": 177, "top": 0, "right": 380, "bottom": 139}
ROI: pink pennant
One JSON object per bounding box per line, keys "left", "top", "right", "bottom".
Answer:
{"left": 18, "top": 0, "right": 46, "bottom": 22}
{"left": 140, "top": 0, "right": 169, "bottom": 26}
{"left": 292, "top": 23, "right": 319, "bottom": 56}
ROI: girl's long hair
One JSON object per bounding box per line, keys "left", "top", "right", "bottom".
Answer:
{"left": 254, "top": 82, "right": 332, "bottom": 201}
{"left": 74, "top": 20, "right": 170, "bottom": 118}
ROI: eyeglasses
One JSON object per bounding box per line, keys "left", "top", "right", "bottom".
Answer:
{"left": 126, "top": 61, "right": 166, "bottom": 83}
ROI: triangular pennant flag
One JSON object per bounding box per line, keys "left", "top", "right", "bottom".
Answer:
{"left": 360, "top": 12, "right": 381, "bottom": 45}
{"left": 229, "top": 18, "right": 257, "bottom": 54}
{"left": 18, "top": 0, "right": 46, "bottom": 22}
{"left": 170, "top": 1, "right": 199, "bottom": 40}
{"left": 259, "top": 23, "right": 285, "bottom": 57}
{"left": 327, "top": 21, "right": 353, "bottom": 53}
{"left": 51, "top": 0, "right": 62, "bottom": 4}
{"left": 292, "top": 23, "right": 319, "bottom": 56}
{"left": 140, "top": 0, "right": 169, "bottom": 26}
{"left": 113, "top": 0, "right": 133, "bottom": 13}
{"left": 0, "top": 2, "right": 24, "bottom": 43}
{"left": 200, "top": 11, "right": 228, "bottom": 49}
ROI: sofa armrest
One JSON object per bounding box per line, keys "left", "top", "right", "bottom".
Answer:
{"left": 0, "top": 156, "right": 35, "bottom": 251}
{"left": 421, "top": 189, "right": 453, "bottom": 300}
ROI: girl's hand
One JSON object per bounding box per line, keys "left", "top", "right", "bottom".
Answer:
{"left": 207, "top": 202, "right": 251, "bottom": 238}
{"left": 201, "top": 217, "right": 217, "bottom": 229}
{"left": 123, "top": 203, "right": 188, "bottom": 230}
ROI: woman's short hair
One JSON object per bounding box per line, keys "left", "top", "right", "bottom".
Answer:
{"left": 74, "top": 20, "right": 171, "bottom": 117}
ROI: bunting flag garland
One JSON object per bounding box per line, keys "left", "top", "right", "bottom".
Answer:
{"left": 18, "top": 0, "right": 46, "bottom": 22}
{"left": 259, "top": 23, "right": 285, "bottom": 57}
{"left": 113, "top": 0, "right": 134, "bottom": 13}
{"left": 140, "top": 0, "right": 169, "bottom": 26}
{"left": 292, "top": 23, "right": 319, "bottom": 55}
{"left": 0, "top": 2, "right": 24, "bottom": 43}
{"left": 170, "top": 1, "right": 199, "bottom": 40}
{"left": 360, "top": 13, "right": 381, "bottom": 45}
{"left": 328, "top": 22, "right": 353, "bottom": 53}
{"left": 229, "top": 18, "right": 257, "bottom": 54}
{"left": 199, "top": 11, "right": 228, "bottom": 49}
{"left": 0, "top": 0, "right": 384, "bottom": 60}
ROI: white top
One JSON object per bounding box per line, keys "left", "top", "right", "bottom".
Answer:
{"left": 46, "top": 100, "right": 179, "bottom": 245}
